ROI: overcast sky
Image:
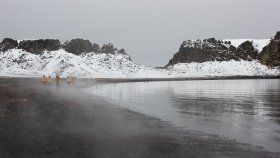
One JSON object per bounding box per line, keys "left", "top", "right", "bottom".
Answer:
{"left": 1, "top": 0, "right": 279, "bottom": 66}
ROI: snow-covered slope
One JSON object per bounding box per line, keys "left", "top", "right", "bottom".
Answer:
{"left": 168, "top": 60, "right": 279, "bottom": 77}
{"left": 0, "top": 48, "right": 279, "bottom": 78}
{"left": 0, "top": 49, "right": 134, "bottom": 78}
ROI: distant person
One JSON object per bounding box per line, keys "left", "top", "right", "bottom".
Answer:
{"left": 55, "top": 75, "right": 61, "bottom": 89}
{"left": 66, "top": 76, "right": 72, "bottom": 85}
{"left": 56, "top": 75, "right": 61, "bottom": 83}
{"left": 41, "top": 75, "right": 47, "bottom": 82}
{"left": 47, "top": 75, "right": 52, "bottom": 83}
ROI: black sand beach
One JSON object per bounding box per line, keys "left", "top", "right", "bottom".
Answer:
{"left": 0, "top": 78, "right": 279, "bottom": 158}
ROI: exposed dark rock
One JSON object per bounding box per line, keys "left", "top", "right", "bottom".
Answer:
{"left": 224, "top": 41, "right": 232, "bottom": 45}
{"left": 0, "top": 38, "right": 18, "bottom": 52}
{"left": 274, "top": 31, "right": 280, "bottom": 40}
{"left": 62, "top": 39, "right": 93, "bottom": 55}
{"left": 167, "top": 31, "right": 280, "bottom": 67}
{"left": 166, "top": 39, "right": 262, "bottom": 67}
{"left": 62, "top": 40, "right": 127, "bottom": 55}
{"left": 258, "top": 40, "right": 280, "bottom": 67}
{"left": 18, "top": 39, "right": 61, "bottom": 54}
{"left": 0, "top": 38, "right": 128, "bottom": 58}
{"left": 206, "top": 38, "right": 217, "bottom": 43}
{"left": 118, "top": 48, "right": 126, "bottom": 55}
{"left": 99, "top": 43, "right": 130, "bottom": 60}
{"left": 100, "top": 43, "right": 117, "bottom": 54}
{"left": 92, "top": 43, "right": 101, "bottom": 53}
{"left": 235, "top": 41, "right": 258, "bottom": 61}
{"left": 228, "top": 45, "right": 236, "bottom": 52}
{"left": 166, "top": 38, "right": 239, "bottom": 66}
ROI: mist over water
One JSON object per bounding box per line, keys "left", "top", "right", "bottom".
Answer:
{"left": 85, "top": 79, "right": 280, "bottom": 152}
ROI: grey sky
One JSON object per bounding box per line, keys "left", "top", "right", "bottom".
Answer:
{"left": 1, "top": 0, "right": 279, "bottom": 66}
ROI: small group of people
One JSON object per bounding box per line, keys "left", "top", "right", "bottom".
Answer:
{"left": 41, "top": 75, "right": 52, "bottom": 83}
{"left": 66, "top": 76, "right": 77, "bottom": 84}
{"left": 41, "top": 75, "right": 77, "bottom": 84}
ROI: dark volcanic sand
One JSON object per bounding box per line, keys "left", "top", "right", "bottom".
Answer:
{"left": 0, "top": 78, "right": 279, "bottom": 158}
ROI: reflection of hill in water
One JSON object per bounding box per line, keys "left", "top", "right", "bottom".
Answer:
{"left": 170, "top": 80, "right": 280, "bottom": 124}
{"left": 85, "top": 79, "right": 280, "bottom": 152}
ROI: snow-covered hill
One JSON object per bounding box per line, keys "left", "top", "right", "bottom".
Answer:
{"left": 0, "top": 48, "right": 279, "bottom": 78}
{"left": 1, "top": 35, "right": 280, "bottom": 78}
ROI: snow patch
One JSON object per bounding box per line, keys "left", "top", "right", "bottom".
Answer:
{"left": 223, "top": 39, "right": 271, "bottom": 51}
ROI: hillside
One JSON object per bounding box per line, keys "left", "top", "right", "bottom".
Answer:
{"left": 166, "top": 32, "right": 280, "bottom": 68}
{"left": 0, "top": 33, "right": 280, "bottom": 78}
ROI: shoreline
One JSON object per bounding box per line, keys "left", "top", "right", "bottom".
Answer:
{"left": 93, "top": 76, "right": 280, "bottom": 83}
{"left": 1, "top": 75, "right": 280, "bottom": 83}
{"left": 0, "top": 78, "right": 279, "bottom": 157}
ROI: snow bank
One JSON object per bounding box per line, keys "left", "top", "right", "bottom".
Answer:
{"left": 167, "top": 60, "right": 280, "bottom": 78}
{"left": 0, "top": 49, "right": 279, "bottom": 79}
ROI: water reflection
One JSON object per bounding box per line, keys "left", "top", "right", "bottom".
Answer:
{"left": 84, "top": 79, "right": 280, "bottom": 152}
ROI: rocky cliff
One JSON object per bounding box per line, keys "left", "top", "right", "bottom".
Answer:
{"left": 258, "top": 32, "right": 280, "bottom": 67}
{"left": 0, "top": 38, "right": 128, "bottom": 57}
{"left": 0, "top": 38, "right": 19, "bottom": 52}
{"left": 166, "top": 32, "right": 280, "bottom": 67}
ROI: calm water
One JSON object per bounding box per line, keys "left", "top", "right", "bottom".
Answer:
{"left": 85, "top": 79, "right": 280, "bottom": 152}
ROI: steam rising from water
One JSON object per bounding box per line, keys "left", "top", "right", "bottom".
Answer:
{"left": 85, "top": 79, "right": 280, "bottom": 152}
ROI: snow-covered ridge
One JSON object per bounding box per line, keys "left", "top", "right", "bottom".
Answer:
{"left": 166, "top": 37, "right": 275, "bottom": 67}
{"left": 0, "top": 48, "right": 279, "bottom": 78}
{"left": 182, "top": 38, "right": 271, "bottom": 52}
{"left": 0, "top": 49, "right": 135, "bottom": 78}
{"left": 223, "top": 39, "right": 271, "bottom": 52}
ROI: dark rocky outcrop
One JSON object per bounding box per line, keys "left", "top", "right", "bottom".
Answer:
{"left": 0, "top": 38, "right": 128, "bottom": 57}
{"left": 0, "top": 38, "right": 18, "bottom": 52}
{"left": 166, "top": 38, "right": 260, "bottom": 66}
{"left": 166, "top": 32, "right": 280, "bottom": 67}
{"left": 62, "top": 39, "right": 93, "bottom": 55}
{"left": 62, "top": 39, "right": 127, "bottom": 55}
{"left": 92, "top": 43, "right": 101, "bottom": 53}
{"left": 258, "top": 32, "right": 280, "bottom": 66}
{"left": 235, "top": 41, "right": 258, "bottom": 61}
{"left": 100, "top": 43, "right": 122, "bottom": 54}
{"left": 100, "top": 43, "right": 116, "bottom": 54}
{"left": 18, "top": 39, "right": 61, "bottom": 54}
{"left": 274, "top": 31, "right": 280, "bottom": 41}
{"left": 118, "top": 49, "right": 126, "bottom": 55}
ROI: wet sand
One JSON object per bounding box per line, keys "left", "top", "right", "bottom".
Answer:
{"left": 0, "top": 78, "right": 279, "bottom": 158}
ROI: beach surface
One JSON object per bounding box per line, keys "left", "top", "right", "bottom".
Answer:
{"left": 0, "top": 78, "right": 279, "bottom": 158}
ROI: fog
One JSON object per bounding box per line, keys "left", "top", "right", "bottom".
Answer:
{"left": 0, "top": 0, "right": 280, "bottom": 66}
